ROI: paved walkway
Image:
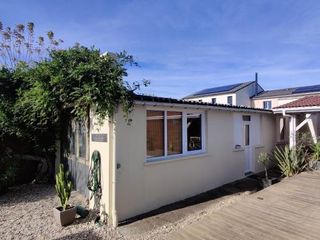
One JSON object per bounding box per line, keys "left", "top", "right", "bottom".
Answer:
{"left": 168, "top": 171, "right": 320, "bottom": 240}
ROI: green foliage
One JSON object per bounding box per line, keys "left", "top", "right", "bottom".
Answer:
{"left": 55, "top": 164, "right": 72, "bottom": 210}
{"left": 274, "top": 145, "right": 307, "bottom": 177}
{"left": 0, "top": 45, "right": 147, "bottom": 174}
{"left": 0, "top": 150, "right": 16, "bottom": 194}
{"left": 258, "top": 152, "right": 270, "bottom": 179}
{"left": 258, "top": 152, "right": 270, "bottom": 166}
{"left": 0, "top": 22, "right": 148, "bottom": 184}
{"left": 311, "top": 142, "right": 320, "bottom": 161}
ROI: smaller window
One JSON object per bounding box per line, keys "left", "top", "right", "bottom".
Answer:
{"left": 227, "top": 96, "right": 233, "bottom": 105}
{"left": 242, "top": 115, "right": 251, "bottom": 121}
{"left": 212, "top": 98, "right": 216, "bottom": 104}
{"left": 263, "top": 101, "right": 272, "bottom": 109}
{"left": 187, "top": 113, "right": 202, "bottom": 151}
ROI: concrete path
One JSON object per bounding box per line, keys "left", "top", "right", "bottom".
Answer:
{"left": 167, "top": 171, "right": 320, "bottom": 240}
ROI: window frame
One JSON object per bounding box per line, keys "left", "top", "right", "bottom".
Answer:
{"left": 227, "top": 96, "right": 233, "bottom": 105}
{"left": 263, "top": 100, "right": 272, "bottom": 109}
{"left": 66, "top": 119, "right": 90, "bottom": 164}
{"left": 146, "top": 108, "right": 206, "bottom": 162}
{"left": 211, "top": 98, "right": 216, "bottom": 104}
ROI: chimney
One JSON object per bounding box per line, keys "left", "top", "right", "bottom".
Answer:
{"left": 255, "top": 72, "right": 258, "bottom": 96}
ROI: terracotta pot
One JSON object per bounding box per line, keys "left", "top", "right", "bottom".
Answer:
{"left": 53, "top": 206, "right": 76, "bottom": 226}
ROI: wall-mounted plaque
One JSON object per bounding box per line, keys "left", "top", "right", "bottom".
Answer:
{"left": 91, "top": 133, "right": 108, "bottom": 142}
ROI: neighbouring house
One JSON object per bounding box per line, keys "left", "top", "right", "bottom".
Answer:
{"left": 183, "top": 80, "right": 264, "bottom": 106}
{"left": 273, "top": 95, "right": 320, "bottom": 148}
{"left": 57, "top": 80, "right": 320, "bottom": 227}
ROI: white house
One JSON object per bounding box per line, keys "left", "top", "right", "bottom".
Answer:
{"left": 60, "top": 81, "right": 320, "bottom": 227}
{"left": 61, "top": 95, "right": 275, "bottom": 226}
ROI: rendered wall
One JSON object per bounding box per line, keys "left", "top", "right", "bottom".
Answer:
{"left": 114, "top": 105, "right": 276, "bottom": 221}
{"left": 187, "top": 93, "right": 236, "bottom": 105}
{"left": 89, "top": 114, "right": 112, "bottom": 219}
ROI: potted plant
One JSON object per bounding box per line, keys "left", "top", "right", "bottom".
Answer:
{"left": 258, "top": 152, "right": 272, "bottom": 188}
{"left": 53, "top": 164, "right": 76, "bottom": 226}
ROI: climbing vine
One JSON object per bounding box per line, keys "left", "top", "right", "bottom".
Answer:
{"left": 0, "top": 44, "right": 149, "bottom": 182}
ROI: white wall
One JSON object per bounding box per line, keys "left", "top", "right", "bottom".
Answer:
{"left": 253, "top": 95, "right": 305, "bottom": 109}
{"left": 89, "top": 113, "right": 112, "bottom": 220}
{"left": 235, "top": 83, "right": 262, "bottom": 107}
{"left": 112, "top": 105, "right": 276, "bottom": 221}
{"left": 187, "top": 93, "right": 236, "bottom": 105}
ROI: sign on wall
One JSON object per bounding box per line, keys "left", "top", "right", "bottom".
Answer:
{"left": 91, "top": 133, "right": 108, "bottom": 142}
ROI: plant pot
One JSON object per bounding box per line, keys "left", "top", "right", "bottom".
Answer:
{"left": 261, "top": 178, "right": 272, "bottom": 188}
{"left": 53, "top": 205, "right": 76, "bottom": 226}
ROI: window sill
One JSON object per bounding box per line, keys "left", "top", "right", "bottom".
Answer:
{"left": 67, "top": 156, "right": 89, "bottom": 166}
{"left": 233, "top": 147, "right": 244, "bottom": 152}
{"left": 145, "top": 152, "right": 208, "bottom": 165}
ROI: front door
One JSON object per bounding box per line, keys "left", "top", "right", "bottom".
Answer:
{"left": 243, "top": 122, "right": 252, "bottom": 173}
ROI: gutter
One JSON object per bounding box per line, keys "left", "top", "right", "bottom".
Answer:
{"left": 135, "top": 100, "right": 273, "bottom": 114}
{"left": 273, "top": 106, "right": 320, "bottom": 114}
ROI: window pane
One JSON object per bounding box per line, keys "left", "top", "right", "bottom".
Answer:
{"left": 187, "top": 113, "right": 202, "bottom": 151}
{"left": 68, "top": 122, "right": 76, "bottom": 155}
{"left": 242, "top": 115, "right": 251, "bottom": 121}
{"left": 167, "top": 111, "right": 182, "bottom": 155}
{"left": 280, "top": 117, "right": 286, "bottom": 140}
{"left": 78, "top": 121, "right": 87, "bottom": 158}
{"left": 227, "top": 96, "right": 232, "bottom": 105}
{"left": 147, "top": 110, "right": 164, "bottom": 158}
{"left": 244, "top": 124, "right": 250, "bottom": 146}
{"left": 263, "top": 101, "right": 272, "bottom": 109}
{"left": 212, "top": 98, "right": 216, "bottom": 104}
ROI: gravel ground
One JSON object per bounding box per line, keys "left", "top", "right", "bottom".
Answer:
{"left": 0, "top": 173, "right": 278, "bottom": 240}
{"left": 0, "top": 184, "right": 122, "bottom": 240}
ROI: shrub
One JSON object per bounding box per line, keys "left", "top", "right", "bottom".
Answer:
{"left": 258, "top": 152, "right": 270, "bottom": 179}
{"left": 55, "top": 164, "right": 72, "bottom": 210}
{"left": 0, "top": 149, "right": 16, "bottom": 194}
{"left": 274, "top": 145, "right": 307, "bottom": 177}
{"left": 311, "top": 142, "right": 320, "bottom": 161}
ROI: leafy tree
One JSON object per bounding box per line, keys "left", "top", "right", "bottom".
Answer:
{"left": 0, "top": 44, "right": 148, "bottom": 182}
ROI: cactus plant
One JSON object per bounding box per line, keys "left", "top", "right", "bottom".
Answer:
{"left": 55, "top": 164, "right": 72, "bottom": 210}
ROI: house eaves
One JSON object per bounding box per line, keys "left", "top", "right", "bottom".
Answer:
{"left": 134, "top": 94, "right": 272, "bottom": 114}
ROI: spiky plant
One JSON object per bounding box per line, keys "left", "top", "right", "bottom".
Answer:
{"left": 311, "top": 142, "right": 320, "bottom": 161}
{"left": 274, "top": 146, "right": 306, "bottom": 177}
{"left": 55, "top": 164, "right": 72, "bottom": 210}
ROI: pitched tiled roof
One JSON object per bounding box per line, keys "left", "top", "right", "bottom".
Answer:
{"left": 134, "top": 94, "right": 272, "bottom": 113}
{"left": 274, "top": 95, "right": 320, "bottom": 109}
{"left": 253, "top": 84, "right": 320, "bottom": 99}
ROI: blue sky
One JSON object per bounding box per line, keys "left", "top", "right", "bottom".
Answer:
{"left": 1, "top": 0, "right": 320, "bottom": 98}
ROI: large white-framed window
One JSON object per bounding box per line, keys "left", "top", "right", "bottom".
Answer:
{"left": 146, "top": 109, "right": 206, "bottom": 162}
